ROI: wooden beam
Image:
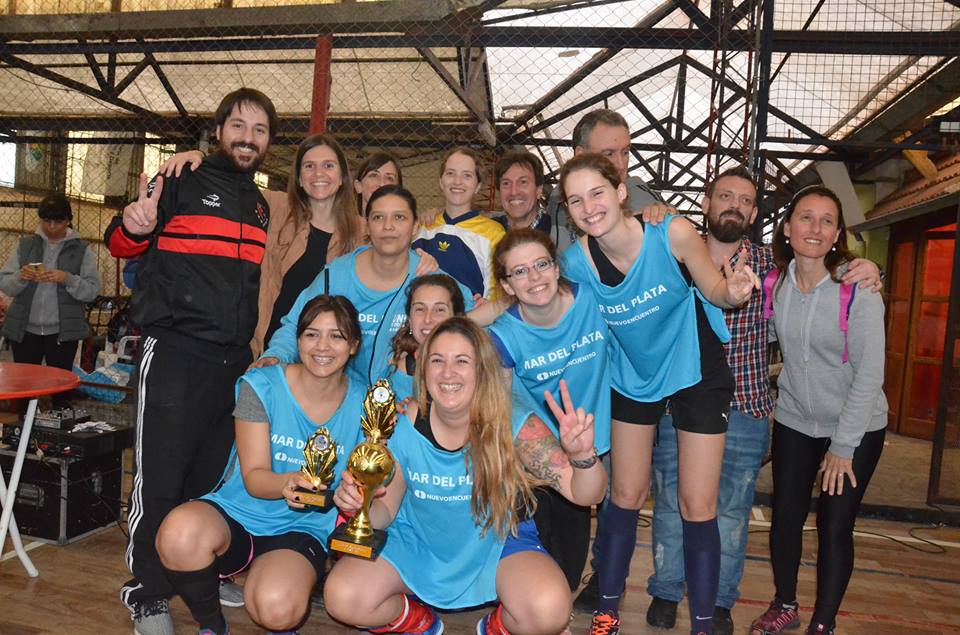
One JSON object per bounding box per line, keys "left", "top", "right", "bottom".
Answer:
{"left": 0, "top": 52, "right": 177, "bottom": 131}
{"left": 0, "top": 0, "right": 469, "bottom": 41}
{"left": 416, "top": 46, "right": 496, "bottom": 145}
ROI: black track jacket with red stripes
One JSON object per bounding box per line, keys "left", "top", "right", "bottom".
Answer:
{"left": 105, "top": 153, "right": 270, "bottom": 347}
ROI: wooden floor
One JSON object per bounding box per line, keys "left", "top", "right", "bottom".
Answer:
{"left": 2, "top": 508, "right": 960, "bottom": 634}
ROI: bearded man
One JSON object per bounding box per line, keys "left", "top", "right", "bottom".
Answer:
{"left": 105, "top": 88, "right": 277, "bottom": 635}
{"left": 643, "top": 166, "right": 881, "bottom": 635}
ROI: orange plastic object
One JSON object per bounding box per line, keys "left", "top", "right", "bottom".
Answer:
{"left": 0, "top": 363, "right": 80, "bottom": 400}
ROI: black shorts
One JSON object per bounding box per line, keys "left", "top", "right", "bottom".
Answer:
{"left": 610, "top": 368, "right": 733, "bottom": 434}
{"left": 201, "top": 500, "right": 328, "bottom": 580}
{"left": 610, "top": 297, "right": 734, "bottom": 434}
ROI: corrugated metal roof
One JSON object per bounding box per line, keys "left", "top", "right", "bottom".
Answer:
{"left": 870, "top": 154, "right": 960, "bottom": 218}
{"left": 1, "top": 0, "right": 957, "bottom": 211}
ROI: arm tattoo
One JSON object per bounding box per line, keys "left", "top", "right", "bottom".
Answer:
{"left": 516, "top": 414, "right": 552, "bottom": 441}
{"left": 516, "top": 416, "right": 567, "bottom": 490}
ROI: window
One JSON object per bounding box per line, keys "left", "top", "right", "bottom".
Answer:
{"left": 65, "top": 131, "right": 105, "bottom": 203}
{"left": 142, "top": 135, "right": 178, "bottom": 180}
{"left": 0, "top": 142, "right": 14, "bottom": 187}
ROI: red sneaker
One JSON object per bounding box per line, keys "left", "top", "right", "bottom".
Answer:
{"left": 368, "top": 596, "right": 443, "bottom": 635}
{"left": 750, "top": 599, "right": 800, "bottom": 634}
{"left": 589, "top": 609, "right": 621, "bottom": 635}
{"left": 475, "top": 605, "right": 507, "bottom": 635}
{"left": 477, "top": 604, "right": 510, "bottom": 635}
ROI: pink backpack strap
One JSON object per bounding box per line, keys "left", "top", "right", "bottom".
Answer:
{"left": 838, "top": 282, "right": 856, "bottom": 363}
{"left": 762, "top": 267, "right": 779, "bottom": 320}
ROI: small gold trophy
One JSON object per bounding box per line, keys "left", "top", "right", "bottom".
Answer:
{"left": 295, "top": 427, "right": 337, "bottom": 509}
{"left": 328, "top": 379, "right": 397, "bottom": 559}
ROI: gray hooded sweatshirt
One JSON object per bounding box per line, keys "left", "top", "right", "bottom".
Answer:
{"left": 772, "top": 260, "right": 888, "bottom": 459}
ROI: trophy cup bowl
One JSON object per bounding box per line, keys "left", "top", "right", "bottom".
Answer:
{"left": 329, "top": 379, "right": 397, "bottom": 559}
{"left": 295, "top": 427, "right": 336, "bottom": 510}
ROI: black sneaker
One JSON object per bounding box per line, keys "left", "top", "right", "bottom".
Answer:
{"left": 646, "top": 596, "right": 678, "bottom": 629}
{"left": 805, "top": 624, "right": 834, "bottom": 635}
{"left": 712, "top": 606, "right": 734, "bottom": 635}
{"left": 573, "top": 573, "right": 600, "bottom": 614}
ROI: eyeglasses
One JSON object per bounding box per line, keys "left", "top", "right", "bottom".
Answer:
{"left": 506, "top": 258, "right": 555, "bottom": 280}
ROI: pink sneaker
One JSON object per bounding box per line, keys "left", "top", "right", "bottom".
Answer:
{"left": 750, "top": 599, "right": 800, "bottom": 634}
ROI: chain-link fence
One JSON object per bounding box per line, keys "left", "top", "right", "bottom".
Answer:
{"left": 0, "top": 0, "right": 957, "bottom": 296}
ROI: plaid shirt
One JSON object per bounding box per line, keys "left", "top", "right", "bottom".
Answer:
{"left": 723, "top": 238, "right": 775, "bottom": 418}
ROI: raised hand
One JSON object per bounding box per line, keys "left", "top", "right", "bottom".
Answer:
{"left": 544, "top": 379, "right": 595, "bottom": 461}
{"left": 122, "top": 173, "right": 164, "bottom": 236}
{"left": 420, "top": 206, "right": 442, "bottom": 227}
{"left": 638, "top": 202, "right": 676, "bottom": 226}
{"left": 249, "top": 356, "right": 280, "bottom": 370}
{"left": 413, "top": 248, "right": 439, "bottom": 276}
{"left": 842, "top": 257, "right": 883, "bottom": 292}
{"left": 722, "top": 246, "right": 760, "bottom": 306}
{"left": 159, "top": 150, "right": 203, "bottom": 178}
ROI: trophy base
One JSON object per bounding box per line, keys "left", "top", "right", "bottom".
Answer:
{"left": 328, "top": 525, "right": 387, "bottom": 560}
{"left": 294, "top": 487, "right": 332, "bottom": 510}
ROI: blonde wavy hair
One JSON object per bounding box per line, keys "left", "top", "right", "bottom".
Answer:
{"left": 415, "top": 317, "right": 538, "bottom": 538}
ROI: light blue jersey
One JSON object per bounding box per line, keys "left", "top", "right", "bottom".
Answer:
{"left": 488, "top": 283, "right": 611, "bottom": 454}
{"left": 262, "top": 247, "right": 472, "bottom": 384}
{"left": 204, "top": 365, "right": 366, "bottom": 543}
{"left": 561, "top": 216, "right": 729, "bottom": 402}
{"left": 381, "top": 400, "right": 535, "bottom": 609}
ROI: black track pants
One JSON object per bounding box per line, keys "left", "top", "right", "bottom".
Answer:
{"left": 120, "top": 330, "right": 251, "bottom": 609}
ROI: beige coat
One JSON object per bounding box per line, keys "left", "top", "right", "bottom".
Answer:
{"left": 251, "top": 190, "right": 347, "bottom": 357}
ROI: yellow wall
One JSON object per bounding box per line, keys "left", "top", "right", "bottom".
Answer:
{"left": 855, "top": 184, "right": 891, "bottom": 270}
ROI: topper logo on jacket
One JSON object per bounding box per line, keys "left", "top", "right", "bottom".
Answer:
{"left": 202, "top": 193, "right": 222, "bottom": 208}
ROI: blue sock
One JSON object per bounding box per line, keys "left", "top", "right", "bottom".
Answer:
{"left": 596, "top": 502, "right": 639, "bottom": 612}
{"left": 683, "top": 517, "right": 720, "bottom": 635}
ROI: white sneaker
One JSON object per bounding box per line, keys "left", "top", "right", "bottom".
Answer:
{"left": 219, "top": 578, "right": 245, "bottom": 608}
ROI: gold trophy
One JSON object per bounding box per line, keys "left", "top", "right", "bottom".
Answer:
{"left": 329, "top": 379, "right": 397, "bottom": 559}
{"left": 295, "top": 427, "right": 337, "bottom": 509}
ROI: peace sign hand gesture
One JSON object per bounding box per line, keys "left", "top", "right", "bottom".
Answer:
{"left": 122, "top": 172, "right": 164, "bottom": 236}
{"left": 722, "top": 246, "right": 760, "bottom": 307}
{"left": 544, "top": 379, "right": 595, "bottom": 462}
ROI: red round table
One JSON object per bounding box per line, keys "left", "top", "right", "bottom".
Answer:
{"left": 0, "top": 363, "right": 79, "bottom": 577}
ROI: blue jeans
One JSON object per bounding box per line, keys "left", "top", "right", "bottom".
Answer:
{"left": 646, "top": 409, "right": 770, "bottom": 608}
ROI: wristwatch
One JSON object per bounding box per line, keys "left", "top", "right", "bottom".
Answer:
{"left": 569, "top": 447, "right": 599, "bottom": 469}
